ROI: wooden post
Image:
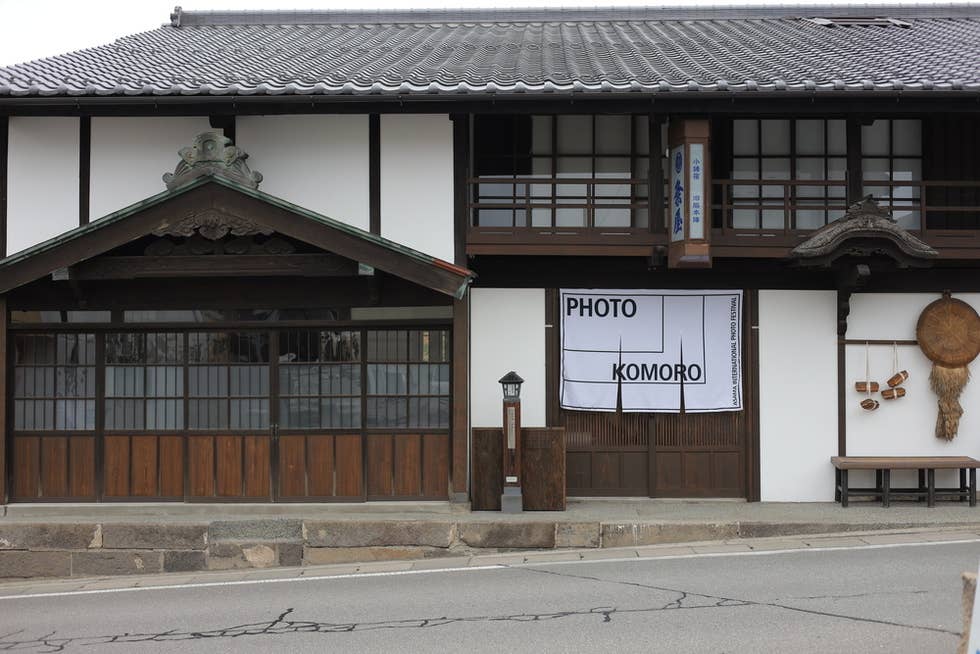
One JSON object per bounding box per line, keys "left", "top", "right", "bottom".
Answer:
{"left": 450, "top": 293, "right": 469, "bottom": 501}
{"left": 0, "top": 296, "right": 7, "bottom": 504}
{"left": 667, "top": 119, "right": 712, "bottom": 268}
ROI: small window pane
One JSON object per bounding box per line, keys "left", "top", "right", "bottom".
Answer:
{"left": 556, "top": 208, "right": 587, "bottom": 226}
{"left": 732, "top": 120, "right": 758, "bottom": 155}
{"left": 862, "top": 158, "right": 890, "bottom": 182}
{"left": 893, "top": 120, "right": 922, "bottom": 156}
{"left": 761, "top": 120, "right": 790, "bottom": 155}
{"left": 892, "top": 158, "right": 922, "bottom": 183}
{"left": 827, "top": 120, "right": 846, "bottom": 155}
{"left": 862, "top": 120, "right": 889, "bottom": 156}
{"left": 596, "top": 115, "right": 630, "bottom": 154}
{"left": 557, "top": 116, "right": 592, "bottom": 154}
{"left": 531, "top": 116, "right": 552, "bottom": 154}
{"left": 633, "top": 116, "right": 650, "bottom": 155}
{"left": 795, "top": 120, "right": 825, "bottom": 155}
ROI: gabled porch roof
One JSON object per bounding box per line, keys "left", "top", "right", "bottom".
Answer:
{"left": 0, "top": 174, "right": 474, "bottom": 298}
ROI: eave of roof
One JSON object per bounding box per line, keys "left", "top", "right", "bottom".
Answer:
{"left": 1, "top": 3, "right": 978, "bottom": 100}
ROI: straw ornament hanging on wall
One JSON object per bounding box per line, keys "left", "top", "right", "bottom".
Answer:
{"left": 916, "top": 292, "right": 980, "bottom": 440}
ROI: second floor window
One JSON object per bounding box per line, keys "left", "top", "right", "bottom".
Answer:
{"left": 472, "top": 115, "right": 652, "bottom": 229}
{"left": 730, "top": 119, "right": 847, "bottom": 230}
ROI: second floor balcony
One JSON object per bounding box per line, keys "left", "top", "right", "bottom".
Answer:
{"left": 465, "top": 114, "right": 980, "bottom": 261}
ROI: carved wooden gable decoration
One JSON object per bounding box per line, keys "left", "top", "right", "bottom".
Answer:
{"left": 790, "top": 196, "right": 938, "bottom": 268}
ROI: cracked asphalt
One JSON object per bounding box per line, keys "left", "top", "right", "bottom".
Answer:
{"left": 0, "top": 539, "right": 975, "bottom": 653}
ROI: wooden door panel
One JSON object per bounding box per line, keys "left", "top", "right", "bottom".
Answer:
{"left": 335, "top": 435, "right": 363, "bottom": 497}
{"left": 214, "top": 436, "right": 243, "bottom": 497}
{"left": 130, "top": 436, "right": 158, "bottom": 497}
{"left": 103, "top": 436, "right": 130, "bottom": 497}
{"left": 566, "top": 452, "right": 591, "bottom": 491}
{"left": 243, "top": 436, "right": 271, "bottom": 498}
{"left": 159, "top": 436, "right": 184, "bottom": 497}
{"left": 366, "top": 435, "right": 393, "bottom": 497}
{"left": 41, "top": 437, "right": 69, "bottom": 498}
{"left": 306, "top": 436, "right": 335, "bottom": 496}
{"left": 683, "top": 452, "right": 712, "bottom": 491}
{"left": 12, "top": 437, "right": 40, "bottom": 499}
{"left": 187, "top": 436, "right": 214, "bottom": 497}
{"left": 69, "top": 437, "right": 96, "bottom": 498}
{"left": 592, "top": 452, "right": 620, "bottom": 489}
{"left": 714, "top": 451, "right": 742, "bottom": 493}
{"left": 394, "top": 435, "right": 422, "bottom": 497}
{"left": 655, "top": 452, "right": 683, "bottom": 492}
{"left": 421, "top": 434, "right": 449, "bottom": 498}
{"left": 278, "top": 435, "right": 307, "bottom": 498}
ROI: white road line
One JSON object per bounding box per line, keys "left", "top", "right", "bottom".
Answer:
{"left": 1, "top": 537, "right": 979, "bottom": 601}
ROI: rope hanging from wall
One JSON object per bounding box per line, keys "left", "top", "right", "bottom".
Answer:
{"left": 916, "top": 292, "right": 980, "bottom": 441}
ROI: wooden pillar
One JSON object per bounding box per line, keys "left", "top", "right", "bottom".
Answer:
{"left": 451, "top": 293, "right": 469, "bottom": 501}
{"left": 0, "top": 296, "right": 7, "bottom": 504}
{"left": 846, "top": 117, "right": 863, "bottom": 203}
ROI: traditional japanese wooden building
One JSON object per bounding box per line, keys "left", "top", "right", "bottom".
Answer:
{"left": 0, "top": 5, "right": 979, "bottom": 504}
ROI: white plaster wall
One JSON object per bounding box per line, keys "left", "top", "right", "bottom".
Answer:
{"left": 380, "top": 114, "right": 454, "bottom": 262}
{"left": 845, "top": 293, "right": 980, "bottom": 487}
{"left": 759, "top": 290, "right": 839, "bottom": 501}
{"left": 470, "top": 288, "right": 546, "bottom": 428}
{"left": 236, "top": 115, "right": 369, "bottom": 230}
{"left": 6, "top": 117, "right": 79, "bottom": 254}
{"left": 90, "top": 117, "right": 211, "bottom": 219}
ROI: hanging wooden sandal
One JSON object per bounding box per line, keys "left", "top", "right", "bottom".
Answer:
{"left": 882, "top": 342, "right": 907, "bottom": 400}
{"left": 859, "top": 342, "right": 880, "bottom": 411}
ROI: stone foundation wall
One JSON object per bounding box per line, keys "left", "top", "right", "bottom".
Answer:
{"left": 0, "top": 519, "right": 937, "bottom": 580}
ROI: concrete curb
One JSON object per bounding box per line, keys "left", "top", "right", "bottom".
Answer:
{"left": 1, "top": 518, "right": 979, "bottom": 580}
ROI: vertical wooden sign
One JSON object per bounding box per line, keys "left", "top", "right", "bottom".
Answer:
{"left": 667, "top": 119, "right": 712, "bottom": 268}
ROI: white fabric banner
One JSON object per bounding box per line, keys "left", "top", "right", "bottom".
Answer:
{"left": 560, "top": 289, "right": 743, "bottom": 413}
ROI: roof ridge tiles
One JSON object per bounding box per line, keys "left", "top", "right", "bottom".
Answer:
{"left": 170, "top": 3, "right": 980, "bottom": 27}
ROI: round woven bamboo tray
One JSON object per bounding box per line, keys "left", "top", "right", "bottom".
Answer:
{"left": 916, "top": 295, "right": 980, "bottom": 367}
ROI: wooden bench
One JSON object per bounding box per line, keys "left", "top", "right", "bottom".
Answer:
{"left": 831, "top": 456, "right": 980, "bottom": 508}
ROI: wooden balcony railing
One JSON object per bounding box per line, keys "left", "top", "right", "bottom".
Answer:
{"left": 467, "top": 175, "right": 661, "bottom": 255}
{"left": 466, "top": 176, "right": 980, "bottom": 258}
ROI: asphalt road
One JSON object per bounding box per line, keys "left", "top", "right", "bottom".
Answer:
{"left": 1, "top": 540, "right": 978, "bottom": 653}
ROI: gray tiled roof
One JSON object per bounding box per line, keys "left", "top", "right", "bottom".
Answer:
{"left": 2, "top": 4, "right": 979, "bottom": 98}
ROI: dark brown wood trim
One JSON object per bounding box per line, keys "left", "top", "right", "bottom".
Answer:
{"left": 846, "top": 117, "right": 862, "bottom": 203}
{"left": 0, "top": 115, "right": 7, "bottom": 258}
{"left": 0, "top": 296, "right": 6, "bottom": 504}
{"left": 4, "top": 96, "right": 980, "bottom": 118}
{"left": 649, "top": 114, "right": 665, "bottom": 234}
{"left": 369, "top": 114, "right": 380, "bottom": 235}
{"left": 545, "top": 288, "right": 559, "bottom": 426}
{"left": 208, "top": 115, "right": 236, "bottom": 143}
{"left": 837, "top": 335, "right": 846, "bottom": 457}
{"left": 746, "top": 288, "right": 761, "bottom": 501}
{"left": 451, "top": 113, "right": 469, "bottom": 266}
{"left": 451, "top": 294, "right": 468, "bottom": 497}
{"left": 71, "top": 254, "right": 358, "bottom": 280}
{"left": 79, "top": 116, "right": 91, "bottom": 226}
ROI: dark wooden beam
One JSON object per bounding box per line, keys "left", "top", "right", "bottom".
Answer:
{"left": 5, "top": 95, "right": 980, "bottom": 117}
{"left": 0, "top": 295, "right": 7, "bottom": 504}
{"left": 7, "top": 274, "right": 449, "bottom": 311}
{"left": 79, "top": 116, "right": 91, "bottom": 225}
{"left": 70, "top": 253, "right": 358, "bottom": 280}
{"left": 846, "top": 117, "right": 863, "bottom": 203}
{"left": 0, "top": 116, "right": 7, "bottom": 258}
{"left": 451, "top": 292, "right": 469, "bottom": 500}
{"left": 746, "top": 288, "right": 761, "bottom": 502}
{"left": 649, "top": 114, "right": 665, "bottom": 234}
{"left": 369, "top": 114, "right": 380, "bottom": 235}
{"left": 451, "top": 113, "right": 470, "bottom": 266}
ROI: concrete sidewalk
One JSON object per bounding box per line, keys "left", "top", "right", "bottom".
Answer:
{"left": 1, "top": 499, "right": 979, "bottom": 580}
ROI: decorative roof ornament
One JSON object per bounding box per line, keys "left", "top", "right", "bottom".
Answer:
{"left": 790, "top": 195, "right": 938, "bottom": 267}
{"left": 163, "top": 129, "right": 263, "bottom": 190}
{"left": 151, "top": 207, "right": 274, "bottom": 241}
